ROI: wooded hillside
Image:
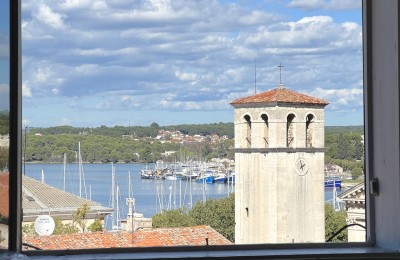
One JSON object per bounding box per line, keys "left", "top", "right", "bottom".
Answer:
{"left": 23, "top": 124, "right": 364, "bottom": 167}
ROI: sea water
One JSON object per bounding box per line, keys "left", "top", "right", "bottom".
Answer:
{"left": 25, "top": 163, "right": 340, "bottom": 219}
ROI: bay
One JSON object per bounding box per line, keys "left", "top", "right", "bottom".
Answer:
{"left": 25, "top": 163, "right": 232, "bottom": 219}
{"left": 25, "top": 163, "right": 340, "bottom": 220}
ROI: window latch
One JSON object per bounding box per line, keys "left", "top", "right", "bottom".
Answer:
{"left": 370, "top": 178, "right": 379, "bottom": 196}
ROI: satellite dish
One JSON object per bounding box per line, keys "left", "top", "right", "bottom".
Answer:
{"left": 34, "top": 215, "right": 55, "bottom": 236}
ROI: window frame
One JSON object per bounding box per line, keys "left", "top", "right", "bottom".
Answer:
{"left": 4, "top": 0, "right": 400, "bottom": 258}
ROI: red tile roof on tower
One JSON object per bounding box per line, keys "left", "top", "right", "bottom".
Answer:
{"left": 230, "top": 86, "right": 329, "bottom": 106}
{"left": 23, "top": 226, "right": 232, "bottom": 250}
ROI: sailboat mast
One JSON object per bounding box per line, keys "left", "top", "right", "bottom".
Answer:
{"left": 63, "top": 153, "right": 66, "bottom": 191}
{"left": 78, "top": 142, "right": 82, "bottom": 198}
{"left": 128, "top": 171, "right": 132, "bottom": 198}
{"left": 111, "top": 163, "right": 115, "bottom": 228}
{"left": 116, "top": 185, "right": 120, "bottom": 230}
{"left": 179, "top": 179, "right": 182, "bottom": 209}
{"left": 127, "top": 171, "right": 133, "bottom": 217}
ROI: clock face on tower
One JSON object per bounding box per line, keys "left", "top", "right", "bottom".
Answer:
{"left": 295, "top": 158, "right": 309, "bottom": 176}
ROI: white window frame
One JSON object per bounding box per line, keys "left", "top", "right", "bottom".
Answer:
{"left": 3, "top": 0, "right": 400, "bottom": 259}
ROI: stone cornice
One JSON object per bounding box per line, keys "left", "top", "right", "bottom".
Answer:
{"left": 234, "top": 147, "right": 326, "bottom": 153}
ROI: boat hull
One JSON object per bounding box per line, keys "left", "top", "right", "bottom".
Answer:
{"left": 195, "top": 176, "right": 215, "bottom": 184}
{"left": 324, "top": 180, "right": 342, "bottom": 188}
{"left": 214, "top": 177, "right": 227, "bottom": 183}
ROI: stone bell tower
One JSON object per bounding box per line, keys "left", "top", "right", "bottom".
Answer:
{"left": 231, "top": 84, "right": 329, "bottom": 244}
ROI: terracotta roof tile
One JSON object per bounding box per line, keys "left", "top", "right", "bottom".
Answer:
{"left": 0, "top": 172, "right": 9, "bottom": 218}
{"left": 23, "top": 226, "right": 232, "bottom": 250}
{"left": 230, "top": 86, "right": 329, "bottom": 106}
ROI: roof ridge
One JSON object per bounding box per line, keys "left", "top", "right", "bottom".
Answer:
{"left": 231, "top": 86, "right": 329, "bottom": 106}
{"left": 23, "top": 175, "right": 102, "bottom": 205}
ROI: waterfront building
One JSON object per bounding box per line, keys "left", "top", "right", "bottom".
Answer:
{"left": 21, "top": 175, "right": 113, "bottom": 231}
{"left": 337, "top": 182, "right": 365, "bottom": 242}
{"left": 231, "top": 84, "right": 328, "bottom": 244}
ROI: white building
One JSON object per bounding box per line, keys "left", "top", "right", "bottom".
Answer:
{"left": 337, "top": 183, "right": 366, "bottom": 242}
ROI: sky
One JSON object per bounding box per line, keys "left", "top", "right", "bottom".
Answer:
{"left": 0, "top": 0, "right": 363, "bottom": 127}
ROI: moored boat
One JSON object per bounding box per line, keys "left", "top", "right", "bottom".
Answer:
{"left": 214, "top": 173, "right": 227, "bottom": 183}
{"left": 227, "top": 172, "right": 235, "bottom": 184}
{"left": 140, "top": 166, "right": 154, "bottom": 179}
{"left": 195, "top": 174, "right": 214, "bottom": 184}
{"left": 324, "top": 177, "right": 342, "bottom": 188}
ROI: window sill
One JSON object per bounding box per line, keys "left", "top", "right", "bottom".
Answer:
{"left": 4, "top": 244, "right": 398, "bottom": 260}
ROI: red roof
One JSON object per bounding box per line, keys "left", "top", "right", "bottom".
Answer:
{"left": 0, "top": 172, "right": 9, "bottom": 218}
{"left": 23, "top": 226, "right": 232, "bottom": 250}
{"left": 230, "top": 86, "right": 329, "bottom": 106}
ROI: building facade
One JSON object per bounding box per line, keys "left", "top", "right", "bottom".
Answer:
{"left": 231, "top": 85, "right": 328, "bottom": 244}
{"left": 337, "top": 182, "right": 365, "bottom": 242}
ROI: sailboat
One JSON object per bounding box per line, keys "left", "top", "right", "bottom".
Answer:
{"left": 41, "top": 169, "right": 45, "bottom": 184}
{"left": 109, "top": 163, "right": 121, "bottom": 231}
{"left": 77, "top": 142, "right": 88, "bottom": 199}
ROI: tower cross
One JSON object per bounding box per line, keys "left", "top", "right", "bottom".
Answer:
{"left": 278, "top": 63, "right": 284, "bottom": 85}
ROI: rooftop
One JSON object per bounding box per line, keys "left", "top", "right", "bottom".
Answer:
{"left": 338, "top": 182, "right": 365, "bottom": 204}
{"left": 0, "top": 173, "right": 9, "bottom": 219}
{"left": 0, "top": 173, "right": 113, "bottom": 219}
{"left": 230, "top": 86, "right": 329, "bottom": 106}
{"left": 23, "top": 225, "right": 233, "bottom": 250}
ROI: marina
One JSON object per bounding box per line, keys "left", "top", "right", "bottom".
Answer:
{"left": 139, "top": 160, "right": 235, "bottom": 184}
{"left": 25, "top": 162, "right": 343, "bottom": 229}
{"left": 25, "top": 163, "right": 234, "bottom": 220}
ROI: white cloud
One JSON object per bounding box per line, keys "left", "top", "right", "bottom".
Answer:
{"left": 60, "top": 0, "right": 93, "bottom": 10}
{"left": 75, "top": 64, "right": 100, "bottom": 75}
{"left": 175, "top": 71, "right": 197, "bottom": 81}
{"left": 288, "top": 0, "right": 360, "bottom": 10}
{"left": 159, "top": 99, "right": 230, "bottom": 111}
{"left": 311, "top": 87, "right": 363, "bottom": 111}
{"left": 22, "top": 82, "right": 32, "bottom": 97}
{"left": 22, "top": 119, "right": 30, "bottom": 127}
{"left": 34, "top": 3, "right": 66, "bottom": 30}
{"left": 58, "top": 117, "right": 72, "bottom": 126}
{"left": 19, "top": 0, "right": 363, "bottom": 126}
{"left": 243, "top": 15, "right": 361, "bottom": 52}
{"left": 52, "top": 88, "right": 59, "bottom": 95}
{"left": 34, "top": 66, "right": 51, "bottom": 82}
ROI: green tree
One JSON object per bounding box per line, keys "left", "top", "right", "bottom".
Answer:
{"left": 53, "top": 218, "right": 79, "bottom": 235}
{"left": 152, "top": 209, "right": 194, "bottom": 228}
{"left": 325, "top": 203, "right": 348, "bottom": 242}
{"left": 22, "top": 218, "right": 79, "bottom": 236}
{"left": 151, "top": 194, "right": 235, "bottom": 242}
{"left": 150, "top": 122, "right": 160, "bottom": 128}
{"left": 22, "top": 223, "right": 36, "bottom": 237}
{"left": 352, "top": 167, "right": 364, "bottom": 179}
{"left": 0, "top": 147, "right": 8, "bottom": 170}
{"left": 73, "top": 204, "right": 90, "bottom": 233}
{"left": 88, "top": 218, "right": 104, "bottom": 232}
{"left": 189, "top": 193, "right": 235, "bottom": 242}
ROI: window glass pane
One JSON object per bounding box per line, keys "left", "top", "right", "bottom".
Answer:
{"left": 0, "top": 0, "right": 10, "bottom": 250}
{"left": 21, "top": 0, "right": 363, "bottom": 250}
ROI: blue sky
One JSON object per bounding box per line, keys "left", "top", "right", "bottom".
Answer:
{"left": 0, "top": 0, "right": 362, "bottom": 127}
{"left": 0, "top": 0, "right": 9, "bottom": 111}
